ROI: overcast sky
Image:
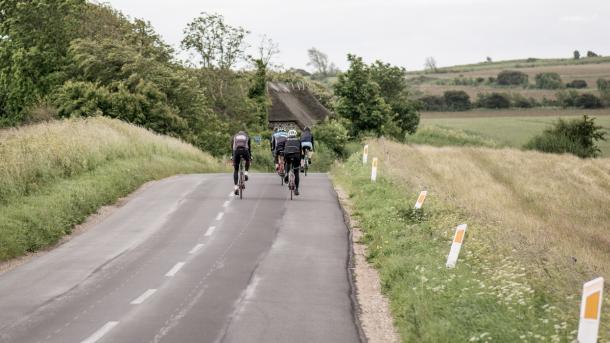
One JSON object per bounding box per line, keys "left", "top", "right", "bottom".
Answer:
{"left": 104, "top": 0, "right": 609, "bottom": 71}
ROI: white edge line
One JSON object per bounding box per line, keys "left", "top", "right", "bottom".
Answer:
{"left": 205, "top": 226, "right": 216, "bottom": 237}
{"left": 189, "top": 243, "right": 204, "bottom": 254}
{"left": 130, "top": 289, "right": 157, "bottom": 305}
{"left": 81, "top": 321, "right": 119, "bottom": 343}
{"left": 165, "top": 262, "right": 186, "bottom": 277}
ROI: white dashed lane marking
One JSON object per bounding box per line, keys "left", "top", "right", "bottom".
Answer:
{"left": 189, "top": 244, "right": 204, "bottom": 254}
{"left": 165, "top": 262, "right": 185, "bottom": 277}
{"left": 130, "top": 289, "right": 157, "bottom": 305}
{"left": 205, "top": 226, "right": 216, "bottom": 237}
{"left": 215, "top": 212, "right": 224, "bottom": 221}
{"left": 81, "top": 321, "right": 118, "bottom": 343}
{"left": 223, "top": 200, "right": 231, "bottom": 208}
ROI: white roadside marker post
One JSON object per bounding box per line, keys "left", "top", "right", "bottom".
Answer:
{"left": 371, "top": 157, "right": 378, "bottom": 182}
{"left": 414, "top": 191, "right": 428, "bottom": 209}
{"left": 363, "top": 144, "right": 369, "bottom": 164}
{"left": 446, "top": 224, "right": 467, "bottom": 268}
{"left": 578, "top": 277, "right": 604, "bottom": 343}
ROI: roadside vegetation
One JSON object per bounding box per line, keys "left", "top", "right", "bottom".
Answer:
{"left": 420, "top": 113, "right": 610, "bottom": 157}
{"left": 0, "top": 117, "right": 223, "bottom": 262}
{"left": 332, "top": 140, "right": 610, "bottom": 342}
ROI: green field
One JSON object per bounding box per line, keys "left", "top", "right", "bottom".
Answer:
{"left": 421, "top": 113, "right": 610, "bottom": 157}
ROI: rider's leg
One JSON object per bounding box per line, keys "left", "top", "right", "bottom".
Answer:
{"left": 244, "top": 152, "right": 250, "bottom": 181}
{"left": 294, "top": 157, "right": 300, "bottom": 195}
{"left": 233, "top": 153, "right": 240, "bottom": 194}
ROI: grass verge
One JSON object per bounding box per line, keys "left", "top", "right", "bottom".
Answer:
{"left": 332, "top": 141, "right": 610, "bottom": 342}
{"left": 0, "top": 117, "right": 224, "bottom": 262}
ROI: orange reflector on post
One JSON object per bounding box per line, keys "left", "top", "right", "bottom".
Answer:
{"left": 414, "top": 191, "right": 427, "bottom": 209}
{"left": 446, "top": 224, "right": 467, "bottom": 268}
{"left": 371, "top": 157, "right": 378, "bottom": 182}
{"left": 578, "top": 277, "right": 604, "bottom": 343}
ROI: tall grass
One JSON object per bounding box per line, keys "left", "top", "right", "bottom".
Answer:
{"left": 333, "top": 140, "right": 610, "bottom": 342}
{"left": 0, "top": 117, "right": 223, "bottom": 261}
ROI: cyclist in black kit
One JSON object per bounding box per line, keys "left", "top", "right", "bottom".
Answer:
{"left": 231, "top": 130, "right": 251, "bottom": 195}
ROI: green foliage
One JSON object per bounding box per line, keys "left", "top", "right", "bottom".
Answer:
{"left": 511, "top": 93, "right": 538, "bottom": 108}
{"left": 181, "top": 12, "right": 249, "bottom": 69}
{"left": 556, "top": 90, "right": 580, "bottom": 108}
{"left": 597, "top": 78, "right": 610, "bottom": 104}
{"left": 0, "top": 0, "right": 85, "bottom": 122}
{"left": 335, "top": 55, "right": 420, "bottom": 139}
{"left": 534, "top": 72, "right": 563, "bottom": 89}
{"left": 566, "top": 80, "right": 588, "bottom": 89}
{"left": 313, "top": 117, "right": 350, "bottom": 156}
{"left": 335, "top": 54, "right": 392, "bottom": 137}
{"left": 496, "top": 70, "right": 529, "bottom": 86}
{"left": 443, "top": 90, "right": 471, "bottom": 111}
{"left": 574, "top": 93, "right": 603, "bottom": 109}
{"left": 524, "top": 115, "right": 607, "bottom": 158}
{"left": 369, "top": 61, "right": 420, "bottom": 136}
{"left": 476, "top": 92, "right": 511, "bottom": 109}
{"left": 418, "top": 95, "right": 445, "bottom": 111}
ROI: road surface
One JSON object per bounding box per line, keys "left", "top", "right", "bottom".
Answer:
{"left": 0, "top": 173, "right": 362, "bottom": 343}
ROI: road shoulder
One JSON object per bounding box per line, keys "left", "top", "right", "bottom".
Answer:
{"left": 334, "top": 185, "right": 400, "bottom": 343}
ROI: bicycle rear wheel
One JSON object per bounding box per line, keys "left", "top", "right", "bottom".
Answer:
{"left": 239, "top": 171, "right": 244, "bottom": 199}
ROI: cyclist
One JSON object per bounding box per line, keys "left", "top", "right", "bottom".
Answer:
{"left": 231, "top": 130, "right": 251, "bottom": 195}
{"left": 283, "top": 129, "right": 302, "bottom": 196}
{"left": 271, "top": 128, "right": 288, "bottom": 171}
{"left": 300, "top": 126, "right": 314, "bottom": 171}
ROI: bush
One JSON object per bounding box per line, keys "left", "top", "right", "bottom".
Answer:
{"left": 497, "top": 70, "right": 529, "bottom": 86}
{"left": 443, "top": 90, "right": 471, "bottom": 111}
{"left": 524, "top": 115, "right": 607, "bottom": 158}
{"left": 566, "top": 80, "right": 588, "bottom": 89}
{"left": 511, "top": 94, "right": 538, "bottom": 108}
{"left": 476, "top": 92, "right": 511, "bottom": 109}
{"left": 418, "top": 95, "right": 445, "bottom": 111}
{"left": 575, "top": 93, "right": 603, "bottom": 109}
{"left": 313, "top": 118, "right": 350, "bottom": 157}
{"left": 556, "top": 90, "right": 580, "bottom": 108}
{"left": 535, "top": 72, "right": 563, "bottom": 89}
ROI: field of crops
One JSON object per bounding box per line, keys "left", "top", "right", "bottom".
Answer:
{"left": 420, "top": 110, "right": 610, "bottom": 157}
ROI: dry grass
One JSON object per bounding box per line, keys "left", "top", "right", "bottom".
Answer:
{"left": 0, "top": 116, "right": 215, "bottom": 203}
{"left": 367, "top": 139, "right": 610, "bottom": 332}
{"left": 371, "top": 139, "right": 610, "bottom": 282}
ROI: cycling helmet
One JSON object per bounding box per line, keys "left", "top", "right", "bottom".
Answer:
{"left": 288, "top": 129, "right": 297, "bottom": 137}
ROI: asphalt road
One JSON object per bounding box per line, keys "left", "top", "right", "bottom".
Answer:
{"left": 0, "top": 173, "right": 362, "bottom": 343}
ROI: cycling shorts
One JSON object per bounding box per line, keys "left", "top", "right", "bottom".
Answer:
{"left": 301, "top": 142, "right": 313, "bottom": 151}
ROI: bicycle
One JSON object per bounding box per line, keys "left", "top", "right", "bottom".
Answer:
{"left": 287, "top": 164, "right": 296, "bottom": 200}
{"left": 277, "top": 153, "right": 285, "bottom": 185}
{"left": 302, "top": 153, "right": 310, "bottom": 176}
{"left": 237, "top": 159, "right": 246, "bottom": 199}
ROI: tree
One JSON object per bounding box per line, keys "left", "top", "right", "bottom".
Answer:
{"left": 307, "top": 47, "right": 338, "bottom": 78}
{"left": 587, "top": 51, "right": 599, "bottom": 58}
{"left": 524, "top": 115, "right": 606, "bottom": 158}
{"left": 573, "top": 50, "right": 580, "bottom": 59}
{"left": 443, "top": 90, "right": 471, "bottom": 111}
{"left": 424, "top": 57, "right": 437, "bottom": 73}
{"left": 369, "top": 61, "right": 419, "bottom": 135}
{"left": 0, "top": 0, "right": 85, "bottom": 122}
{"left": 334, "top": 54, "right": 391, "bottom": 137}
{"left": 535, "top": 72, "right": 563, "bottom": 89}
{"left": 597, "top": 78, "right": 610, "bottom": 105}
{"left": 181, "top": 12, "right": 249, "bottom": 69}
{"left": 497, "top": 70, "right": 529, "bottom": 86}
{"left": 253, "top": 34, "right": 279, "bottom": 68}
{"left": 486, "top": 56, "right": 493, "bottom": 63}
